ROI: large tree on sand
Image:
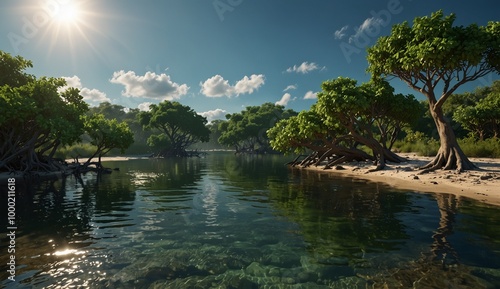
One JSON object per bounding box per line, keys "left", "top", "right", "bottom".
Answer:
{"left": 367, "top": 10, "right": 500, "bottom": 172}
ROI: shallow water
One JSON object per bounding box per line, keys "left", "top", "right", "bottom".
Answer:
{"left": 1, "top": 152, "right": 500, "bottom": 288}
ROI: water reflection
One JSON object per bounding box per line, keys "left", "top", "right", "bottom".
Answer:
{"left": 0, "top": 169, "right": 135, "bottom": 287}
{"left": 430, "top": 194, "right": 459, "bottom": 265}
{"left": 126, "top": 158, "right": 205, "bottom": 189}
{"left": 1, "top": 153, "right": 499, "bottom": 288}
{"left": 269, "top": 169, "right": 411, "bottom": 259}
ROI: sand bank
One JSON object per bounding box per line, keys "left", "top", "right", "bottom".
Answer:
{"left": 299, "top": 153, "right": 500, "bottom": 206}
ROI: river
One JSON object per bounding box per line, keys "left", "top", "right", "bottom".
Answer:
{"left": 1, "top": 152, "right": 499, "bottom": 288}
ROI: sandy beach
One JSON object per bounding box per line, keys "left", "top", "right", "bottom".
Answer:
{"left": 300, "top": 153, "right": 500, "bottom": 206}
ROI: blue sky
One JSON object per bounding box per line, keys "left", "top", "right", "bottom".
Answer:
{"left": 1, "top": 0, "right": 499, "bottom": 122}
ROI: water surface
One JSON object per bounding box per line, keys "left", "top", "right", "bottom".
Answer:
{"left": 1, "top": 152, "right": 500, "bottom": 288}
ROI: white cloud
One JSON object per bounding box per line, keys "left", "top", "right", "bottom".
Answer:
{"left": 62, "top": 75, "right": 82, "bottom": 88}
{"left": 199, "top": 75, "right": 232, "bottom": 97}
{"left": 110, "top": 70, "right": 189, "bottom": 100}
{"left": 286, "top": 62, "right": 325, "bottom": 74}
{"left": 200, "top": 74, "right": 265, "bottom": 97}
{"left": 233, "top": 74, "right": 266, "bottom": 95}
{"left": 349, "top": 17, "right": 383, "bottom": 43}
{"left": 199, "top": 108, "right": 228, "bottom": 123}
{"left": 138, "top": 102, "right": 153, "bottom": 111}
{"left": 304, "top": 91, "right": 318, "bottom": 100}
{"left": 276, "top": 93, "right": 292, "bottom": 106}
{"left": 80, "top": 88, "right": 110, "bottom": 103}
{"left": 334, "top": 25, "right": 349, "bottom": 40}
{"left": 60, "top": 75, "right": 111, "bottom": 105}
{"left": 283, "top": 84, "right": 297, "bottom": 92}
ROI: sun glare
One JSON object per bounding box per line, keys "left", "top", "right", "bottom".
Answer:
{"left": 54, "top": 2, "right": 80, "bottom": 24}
{"left": 32, "top": 0, "right": 112, "bottom": 66}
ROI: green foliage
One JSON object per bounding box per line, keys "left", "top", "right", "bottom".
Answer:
{"left": 147, "top": 134, "right": 171, "bottom": 150}
{"left": 393, "top": 130, "right": 440, "bottom": 156}
{"left": 55, "top": 143, "right": 97, "bottom": 159}
{"left": 89, "top": 102, "right": 129, "bottom": 121}
{"left": 394, "top": 137, "right": 500, "bottom": 158}
{"left": 315, "top": 77, "right": 420, "bottom": 150}
{"left": 458, "top": 137, "right": 500, "bottom": 158}
{"left": 138, "top": 101, "right": 210, "bottom": 157}
{"left": 89, "top": 102, "right": 153, "bottom": 155}
{"left": 453, "top": 80, "right": 500, "bottom": 140}
{"left": 84, "top": 114, "right": 134, "bottom": 162}
{"left": 191, "top": 119, "right": 228, "bottom": 150}
{"left": 219, "top": 103, "right": 297, "bottom": 153}
{"left": 0, "top": 51, "right": 89, "bottom": 171}
{"left": 269, "top": 77, "right": 421, "bottom": 167}
{"left": 0, "top": 50, "right": 34, "bottom": 87}
{"left": 368, "top": 10, "right": 500, "bottom": 82}
{"left": 268, "top": 109, "right": 332, "bottom": 155}
{"left": 367, "top": 10, "right": 500, "bottom": 170}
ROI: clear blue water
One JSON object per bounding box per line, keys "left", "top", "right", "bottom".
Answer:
{"left": 1, "top": 152, "right": 500, "bottom": 288}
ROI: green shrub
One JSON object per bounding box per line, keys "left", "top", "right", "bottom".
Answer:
{"left": 393, "top": 131, "right": 439, "bottom": 156}
{"left": 55, "top": 143, "right": 96, "bottom": 160}
{"left": 458, "top": 137, "right": 500, "bottom": 158}
{"left": 394, "top": 137, "right": 500, "bottom": 158}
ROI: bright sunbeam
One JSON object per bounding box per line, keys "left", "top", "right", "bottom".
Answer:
{"left": 37, "top": 0, "right": 107, "bottom": 63}
{"left": 55, "top": 2, "right": 79, "bottom": 24}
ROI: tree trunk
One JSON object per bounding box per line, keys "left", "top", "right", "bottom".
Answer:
{"left": 420, "top": 106, "right": 476, "bottom": 173}
{"left": 352, "top": 134, "right": 406, "bottom": 171}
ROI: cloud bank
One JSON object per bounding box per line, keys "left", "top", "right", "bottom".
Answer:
{"left": 110, "top": 70, "right": 189, "bottom": 100}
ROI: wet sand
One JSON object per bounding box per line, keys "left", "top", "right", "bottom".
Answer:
{"left": 300, "top": 153, "right": 500, "bottom": 206}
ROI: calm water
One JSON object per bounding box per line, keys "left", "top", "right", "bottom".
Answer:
{"left": 1, "top": 152, "right": 500, "bottom": 288}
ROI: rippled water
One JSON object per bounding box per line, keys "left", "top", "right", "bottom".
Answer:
{"left": 1, "top": 152, "right": 500, "bottom": 288}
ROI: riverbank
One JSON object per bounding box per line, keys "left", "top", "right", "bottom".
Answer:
{"left": 299, "top": 153, "right": 500, "bottom": 206}
{"left": 0, "top": 156, "right": 149, "bottom": 185}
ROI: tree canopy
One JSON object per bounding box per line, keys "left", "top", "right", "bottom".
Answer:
{"left": 315, "top": 77, "right": 420, "bottom": 169}
{"left": 367, "top": 10, "right": 500, "bottom": 172}
{"left": 218, "top": 102, "right": 297, "bottom": 154}
{"left": 89, "top": 102, "right": 153, "bottom": 154}
{"left": 83, "top": 113, "right": 134, "bottom": 167}
{"left": 269, "top": 78, "right": 421, "bottom": 170}
{"left": 453, "top": 80, "right": 500, "bottom": 140}
{"left": 0, "top": 50, "right": 139, "bottom": 174}
{"left": 0, "top": 51, "right": 88, "bottom": 172}
{"left": 138, "top": 101, "right": 210, "bottom": 157}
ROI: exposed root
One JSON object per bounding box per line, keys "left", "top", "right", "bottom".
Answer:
{"left": 368, "top": 164, "right": 386, "bottom": 172}
{"left": 419, "top": 147, "right": 477, "bottom": 175}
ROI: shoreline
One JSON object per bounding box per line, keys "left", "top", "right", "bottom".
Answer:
{"left": 298, "top": 153, "right": 500, "bottom": 206}
{"left": 3, "top": 154, "right": 499, "bottom": 206}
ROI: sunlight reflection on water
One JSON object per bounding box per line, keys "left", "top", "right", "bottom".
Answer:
{"left": 2, "top": 155, "right": 500, "bottom": 288}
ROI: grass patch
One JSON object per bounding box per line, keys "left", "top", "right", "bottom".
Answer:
{"left": 458, "top": 137, "right": 500, "bottom": 158}
{"left": 55, "top": 143, "right": 96, "bottom": 160}
{"left": 393, "top": 137, "right": 500, "bottom": 158}
{"left": 393, "top": 139, "right": 439, "bottom": 157}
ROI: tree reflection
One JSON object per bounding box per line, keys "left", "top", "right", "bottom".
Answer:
{"left": 0, "top": 169, "right": 135, "bottom": 283}
{"left": 126, "top": 158, "right": 205, "bottom": 190}
{"left": 431, "top": 194, "right": 459, "bottom": 266}
{"left": 267, "top": 168, "right": 412, "bottom": 260}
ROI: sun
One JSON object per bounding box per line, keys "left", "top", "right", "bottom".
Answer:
{"left": 53, "top": 2, "right": 81, "bottom": 25}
